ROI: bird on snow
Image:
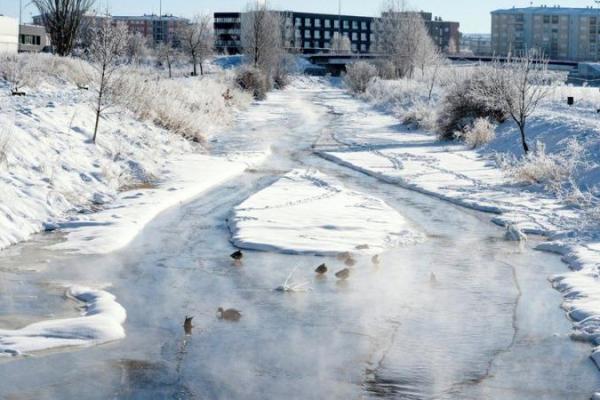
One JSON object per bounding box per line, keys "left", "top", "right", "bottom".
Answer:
{"left": 504, "top": 224, "right": 527, "bottom": 242}
{"left": 371, "top": 255, "right": 380, "bottom": 265}
{"left": 315, "top": 263, "right": 328, "bottom": 275}
{"left": 335, "top": 268, "right": 351, "bottom": 280}
{"left": 230, "top": 250, "right": 243, "bottom": 260}
{"left": 336, "top": 252, "right": 351, "bottom": 261}
{"left": 217, "top": 307, "right": 242, "bottom": 321}
{"left": 345, "top": 257, "right": 357, "bottom": 267}
{"left": 184, "top": 316, "right": 194, "bottom": 335}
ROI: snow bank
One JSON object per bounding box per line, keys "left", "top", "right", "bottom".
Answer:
{"left": 0, "top": 56, "right": 254, "bottom": 253}
{"left": 51, "top": 152, "right": 267, "bottom": 255}
{"left": 0, "top": 285, "right": 126, "bottom": 357}
{"left": 229, "top": 169, "right": 423, "bottom": 255}
{"left": 331, "top": 80, "right": 600, "bottom": 381}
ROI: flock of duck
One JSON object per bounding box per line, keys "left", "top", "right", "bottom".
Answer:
{"left": 183, "top": 247, "right": 382, "bottom": 335}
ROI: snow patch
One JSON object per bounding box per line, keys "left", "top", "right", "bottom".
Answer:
{"left": 229, "top": 169, "right": 423, "bottom": 255}
{"left": 0, "top": 285, "right": 126, "bottom": 357}
{"left": 50, "top": 152, "right": 268, "bottom": 255}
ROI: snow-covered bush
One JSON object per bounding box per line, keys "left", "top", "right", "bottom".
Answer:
{"left": 0, "top": 53, "right": 41, "bottom": 93}
{"left": 498, "top": 139, "right": 586, "bottom": 193}
{"left": 438, "top": 65, "right": 508, "bottom": 140}
{"left": 344, "top": 61, "right": 378, "bottom": 93}
{"left": 372, "top": 59, "right": 397, "bottom": 80}
{"left": 112, "top": 66, "right": 251, "bottom": 141}
{"left": 402, "top": 101, "right": 438, "bottom": 132}
{"left": 235, "top": 65, "right": 270, "bottom": 100}
{"left": 456, "top": 118, "right": 496, "bottom": 148}
{"left": 363, "top": 78, "right": 432, "bottom": 113}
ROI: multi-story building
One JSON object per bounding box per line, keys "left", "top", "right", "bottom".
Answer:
{"left": 33, "top": 14, "right": 188, "bottom": 45}
{"left": 112, "top": 15, "right": 188, "bottom": 44}
{"left": 491, "top": 6, "right": 600, "bottom": 61}
{"left": 18, "top": 24, "right": 50, "bottom": 52}
{"left": 461, "top": 33, "right": 492, "bottom": 56}
{"left": 214, "top": 10, "right": 460, "bottom": 55}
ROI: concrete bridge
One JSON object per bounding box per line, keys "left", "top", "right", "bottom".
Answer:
{"left": 305, "top": 53, "right": 578, "bottom": 76}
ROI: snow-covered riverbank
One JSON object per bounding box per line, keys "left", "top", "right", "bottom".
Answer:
{"left": 322, "top": 83, "right": 600, "bottom": 371}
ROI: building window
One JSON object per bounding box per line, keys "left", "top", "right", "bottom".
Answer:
{"left": 334, "top": 20, "right": 340, "bottom": 29}
{"left": 343, "top": 20, "right": 349, "bottom": 29}
{"left": 361, "top": 33, "right": 367, "bottom": 41}
{"left": 305, "top": 31, "right": 311, "bottom": 39}
{"left": 361, "top": 44, "right": 367, "bottom": 52}
{"left": 315, "top": 18, "right": 321, "bottom": 27}
{"left": 19, "top": 34, "right": 41, "bottom": 45}
{"left": 315, "top": 30, "right": 321, "bottom": 39}
{"left": 325, "top": 19, "right": 331, "bottom": 28}
{"left": 352, "top": 21, "right": 358, "bottom": 29}
{"left": 295, "top": 17, "right": 301, "bottom": 26}
{"left": 314, "top": 40, "right": 320, "bottom": 48}
{"left": 352, "top": 32, "right": 358, "bottom": 41}
{"left": 304, "top": 41, "right": 310, "bottom": 48}
{"left": 552, "top": 16, "right": 559, "bottom": 24}
{"left": 324, "top": 31, "right": 331, "bottom": 39}
{"left": 543, "top": 15, "right": 550, "bottom": 24}
{"left": 361, "top": 21, "right": 367, "bottom": 30}
{"left": 351, "top": 43, "right": 357, "bottom": 51}
{"left": 305, "top": 18, "right": 311, "bottom": 26}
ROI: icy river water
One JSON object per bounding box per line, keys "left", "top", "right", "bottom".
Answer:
{"left": 0, "top": 81, "right": 599, "bottom": 399}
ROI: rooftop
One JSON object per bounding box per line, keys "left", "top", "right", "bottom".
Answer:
{"left": 492, "top": 6, "right": 600, "bottom": 16}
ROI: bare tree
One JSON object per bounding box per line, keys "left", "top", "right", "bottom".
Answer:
{"left": 32, "top": 0, "right": 95, "bottom": 56}
{"left": 155, "top": 41, "right": 181, "bottom": 78}
{"left": 240, "top": 2, "right": 283, "bottom": 75}
{"left": 87, "top": 21, "right": 128, "bottom": 143}
{"left": 475, "top": 52, "right": 553, "bottom": 153}
{"left": 178, "top": 14, "right": 213, "bottom": 76}
{"left": 374, "top": 2, "right": 436, "bottom": 79}
{"left": 330, "top": 32, "right": 352, "bottom": 54}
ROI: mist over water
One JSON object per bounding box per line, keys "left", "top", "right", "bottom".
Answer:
{"left": 0, "top": 82, "right": 598, "bottom": 399}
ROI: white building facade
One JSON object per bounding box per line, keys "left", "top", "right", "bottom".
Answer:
{"left": 0, "top": 16, "right": 18, "bottom": 53}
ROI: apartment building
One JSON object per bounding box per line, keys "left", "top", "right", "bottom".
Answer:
{"left": 33, "top": 14, "right": 188, "bottom": 45}
{"left": 214, "top": 10, "right": 460, "bottom": 55}
{"left": 492, "top": 6, "right": 600, "bottom": 61}
{"left": 112, "top": 15, "right": 188, "bottom": 44}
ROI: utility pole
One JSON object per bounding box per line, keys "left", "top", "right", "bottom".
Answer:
{"left": 19, "top": 0, "right": 23, "bottom": 25}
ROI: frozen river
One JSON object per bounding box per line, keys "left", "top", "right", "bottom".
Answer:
{"left": 0, "top": 80, "right": 598, "bottom": 399}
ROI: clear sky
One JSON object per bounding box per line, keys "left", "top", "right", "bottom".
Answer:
{"left": 1, "top": 0, "right": 599, "bottom": 33}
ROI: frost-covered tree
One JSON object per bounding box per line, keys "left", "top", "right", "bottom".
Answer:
{"left": 330, "top": 32, "right": 352, "bottom": 54}
{"left": 178, "top": 14, "right": 213, "bottom": 76}
{"left": 87, "top": 21, "right": 128, "bottom": 143}
{"left": 475, "top": 52, "right": 553, "bottom": 153}
{"left": 344, "top": 61, "right": 378, "bottom": 93}
{"left": 374, "top": 1, "right": 438, "bottom": 79}
{"left": 32, "top": 0, "right": 95, "bottom": 56}
{"left": 241, "top": 2, "right": 283, "bottom": 75}
{"left": 125, "top": 32, "right": 150, "bottom": 65}
{"left": 155, "top": 41, "right": 181, "bottom": 79}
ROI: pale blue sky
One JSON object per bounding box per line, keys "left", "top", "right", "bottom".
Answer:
{"left": 1, "top": 0, "right": 599, "bottom": 33}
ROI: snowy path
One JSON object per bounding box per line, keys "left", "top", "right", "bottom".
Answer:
{"left": 0, "top": 79, "right": 598, "bottom": 399}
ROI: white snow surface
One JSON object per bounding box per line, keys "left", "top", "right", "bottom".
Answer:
{"left": 229, "top": 169, "right": 423, "bottom": 255}
{"left": 51, "top": 152, "right": 267, "bottom": 255}
{"left": 0, "top": 75, "right": 260, "bottom": 254}
{"left": 321, "top": 84, "right": 600, "bottom": 370}
{"left": 0, "top": 285, "right": 126, "bottom": 357}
